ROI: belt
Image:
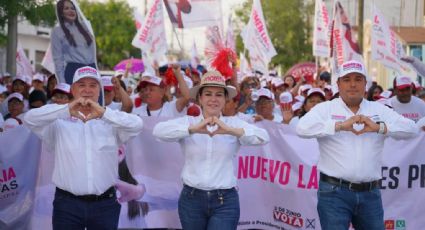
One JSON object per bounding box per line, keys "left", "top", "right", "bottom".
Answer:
{"left": 56, "top": 187, "right": 116, "bottom": 202}
{"left": 183, "top": 184, "right": 235, "bottom": 193}
{"left": 320, "top": 173, "right": 379, "bottom": 192}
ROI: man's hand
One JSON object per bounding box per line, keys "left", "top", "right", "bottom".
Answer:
{"left": 69, "top": 98, "right": 105, "bottom": 122}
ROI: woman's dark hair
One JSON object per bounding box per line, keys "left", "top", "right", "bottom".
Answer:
{"left": 57, "top": 0, "right": 93, "bottom": 47}
{"left": 367, "top": 84, "right": 383, "bottom": 101}
{"left": 298, "top": 93, "right": 325, "bottom": 118}
{"left": 283, "top": 75, "right": 297, "bottom": 88}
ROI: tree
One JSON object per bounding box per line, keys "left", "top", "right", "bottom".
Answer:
{"left": 0, "top": 0, "right": 56, "bottom": 75}
{"left": 80, "top": 0, "right": 140, "bottom": 70}
{"left": 235, "top": 0, "right": 314, "bottom": 72}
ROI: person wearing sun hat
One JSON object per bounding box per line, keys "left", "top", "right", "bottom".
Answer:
{"left": 296, "top": 60, "right": 418, "bottom": 230}
{"left": 153, "top": 70, "right": 269, "bottom": 229}
{"left": 23, "top": 66, "right": 144, "bottom": 230}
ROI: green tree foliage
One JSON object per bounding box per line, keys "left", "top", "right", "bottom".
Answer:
{"left": 0, "top": 0, "right": 56, "bottom": 45}
{"left": 80, "top": 0, "right": 140, "bottom": 70}
{"left": 235, "top": 0, "right": 314, "bottom": 72}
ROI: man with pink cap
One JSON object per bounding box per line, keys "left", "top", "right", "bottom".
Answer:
{"left": 23, "top": 66, "right": 143, "bottom": 230}
{"left": 297, "top": 60, "right": 418, "bottom": 230}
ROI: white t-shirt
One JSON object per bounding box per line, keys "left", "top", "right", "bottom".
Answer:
{"left": 390, "top": 96, "right": 425, "bottom": 122}
{"left": 106, "top": 101, "right": 122, "bottom": 111}
{"left": 132, "top": 100, "right": 186, "bottom": 118}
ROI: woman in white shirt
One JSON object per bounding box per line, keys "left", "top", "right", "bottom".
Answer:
{"left": 153, "top": 70, "right": 269, "bottom": 230}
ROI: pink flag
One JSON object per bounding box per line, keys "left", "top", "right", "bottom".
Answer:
{"left": 313, "top": 0, "right": 330, "bottom": 57}
{"left": 330, "top": 1, "right": 363, "bottom": 78}
{"left": 16, "top": 45, "right": 33, "bottom": 78}
{"left": 163, "top": 0, "right": 221, "bottom": 28}
{"left": 371, "top": 5, "right": 413, "bottom": 74}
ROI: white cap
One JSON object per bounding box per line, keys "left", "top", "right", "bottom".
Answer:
{"left": 307, "top": 88, "right": 325, "bottom": 98}
{"left": 72, "top": 66, "right": 101, "bottom": 85}
{"left": 139, "top": 73, "right": 163, "bottom": 87}
{"left": 394, "top": 76, "right": 413, "bottom": 89}
{"left": 53, "top": 83, "right": 71, "bottom": 94}
{"left": 294, "top": 95, "right": 305, "bottom": 103}
{"left": 3, "top": 118, "right": 20, "bottom": 131}
{"left": 338, "top": 60, "right": 367, "bottom": 79}
{"left": 272, "top": 78, "right": 286, "bottom": 88}
{"left": 101, "top": 76, "right": 114, "bottom": 90}
{"left": 299, "top": 84, "right": 312, "bottom": 93}
{"left": 6, "top": 92, "right": 24, "bottom": 103}
{"left": 13, "top": 75, "right": 31, "bottom": 85}
{"left": 114, "top": 69, "right": 125, "bottom": 77}
{"left": 182, "top": 74, "right": 193, "bottom": 89}
{"left": 256, "top": 88, "right": 274, "bottom": 100}
{"left": 292, "top": 101, "right": 303, "bottom": 111}
{"left": 32, "top": 73, "right": 45, "bottom": 83}
{"left": 279, "top": 92, "right": 293, "bottom": 103}
{"left": 324, "top": 85, "right": 332, "bottom": 92}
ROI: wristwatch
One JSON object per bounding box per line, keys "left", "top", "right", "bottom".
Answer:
{"left": 376, "top": 121, "right": 385, "bottom": 134}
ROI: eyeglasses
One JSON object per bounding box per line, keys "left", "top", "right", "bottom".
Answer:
{"left": 243, "top": 82, "right": 257, "bottom": 89}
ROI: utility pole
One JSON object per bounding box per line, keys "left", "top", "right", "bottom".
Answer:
{"left": 6, "top": 14, "right": 17, "bottom": 76}
{"left": 357, "top": 0, "right": 364, "bottom": 54}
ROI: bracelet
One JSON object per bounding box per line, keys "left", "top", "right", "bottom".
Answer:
{"left": 377, "top": 122, "right": 385, "bottom": 134}
{"left": 335, "top": 122, "right": 342, "bottom": 132}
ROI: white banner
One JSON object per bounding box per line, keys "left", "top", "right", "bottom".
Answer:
{"left": 241, "top": 0, "right": 277, "bottom": 63}
{"left": 163, "top": 0, "right": 221, "bottom": 29}
{"left": 330, "top": 1, "right": 364, "bottom": 80}
{"left": 371, "top": 5, "right": 414, "bottom": 75}
{"left": 190, "top": 40, "right": 200, "bottom": 68}
{"left": 132, "top": 0, "right": 167, "bottom": 60}
{"left": 16, "top": 45, "right": 34, "bottom": 78}
{"left": 313, "top": 0, "right": 330, "bottom": 57}
{"left": 1, "top": 118, "right": 425, "bottom": 229}
{"left": 0, "top": 126, "right": 41, "bottom": 230}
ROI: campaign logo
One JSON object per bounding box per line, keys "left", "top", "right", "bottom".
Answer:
{"left": 385, "top": 219, "right": 406, "bottom": 230}
{"left": 0, "top": 167, "right": 19, "bottom": 200}
{"left": 273, "top": 206, "right": 304, "bottom": 228}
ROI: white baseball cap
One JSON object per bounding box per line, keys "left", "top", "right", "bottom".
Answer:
{"left": 114, "top": 69, "right": 125, "bottom": 77}
{"left": 138, "top": 73, "right": 164, "bottom": 88}
{"left": 338, "top": 60, "right": 367, "bottom": 79}
{"left": 6, "top": 92, "right": 24, "bottom": 103}
{"left": 53, "top": 83, "right": 71, "bottom": 94}
{"left": 272, "top": 78, "right": 287, "bottom": 88}
{"left": 299, "top": 84, "right": 312, "bottom": 93}
{"left": 307, "top": 88, "right": 325, "bottom": 98}
{"left": 32, "top": 73, "right": 45, "bottom": 83}
{"left": 279, "top": 92, "right": 293, "bottom": 103}
{"left": 292, "top": 101, "right": 303, "bottom": 112}
{"left": 101, "top": 76, "right": 114, "bottom": 91}
{"left": 256, "top": 88, "right": 274, "bottom": 100}
{"left": 72, "top": 66, "right": 101, "bottom": 85}
{"left": 13, "top": 75, "right": 31, "bottom": 85}
{"left": 394, "top": 76, "right": 413, "bottom": 90}
{"left": 294, "top": 95, "right": 305, "bottom": 103}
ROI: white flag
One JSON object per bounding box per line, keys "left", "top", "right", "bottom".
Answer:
{"left": 371, "top": 5, "right": 413, "bottom": 74}
{"left": 239, "top": 52, "right": 251, "bottom": 75}
{"left": 16, "top": 45, "right": 33, "bottom": 78}
{"left": 41, "top": 43, "right": 55, "bottom": 74}
{"left": 190, "top": 40, "right": 200, "bottom": 68}
{"left": 163, "top": 0, "right": 221, "bottom": 28}
{"left": 313, "top": 0, "right": 330, "bottom": 57}
{"left": 132, "top": 0, "right": 167, "bottom": 60}
{"left": 225, "top": 15, "right": 236, "bottom": 52}
{"left": 241, "top": 0, "right": 276, "bottom": 67}
{"left": 330, "top": 1, "right": 364, "bottom": 78}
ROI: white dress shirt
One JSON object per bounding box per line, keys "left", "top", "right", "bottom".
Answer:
{"left": 153, "top": 114, "right": 269, "bottom": 190}
{"left": 296, "top": 98, "right": 418, "bottom": 183}
{"left": 23, "top": 104, "right": 143, "bottom": 195}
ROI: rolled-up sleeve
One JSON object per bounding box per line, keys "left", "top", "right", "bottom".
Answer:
{"left": 296, "top": 103, "right": 336, "bottom": 138}
{"left": 101, "top": 107, "right": 144, "bottom": 144}
{"left": 152, "top": 116, "right": 190, "bottom": 142}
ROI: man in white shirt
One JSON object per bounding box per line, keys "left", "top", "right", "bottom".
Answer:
{"left": 102, "top": 76, "right": 133, "bottom": 112}
{"left": 24, "top": 66, "right": 144, "bottom": 230}
{"left": 297, "top": 60, "right": 418, "bottom": 230}
{"left": 390, "top": 75, "right": 425, "bottom": 123}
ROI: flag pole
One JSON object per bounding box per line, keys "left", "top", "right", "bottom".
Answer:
{"left": 171, "top": 25, "right": 184, "bottom": 54}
